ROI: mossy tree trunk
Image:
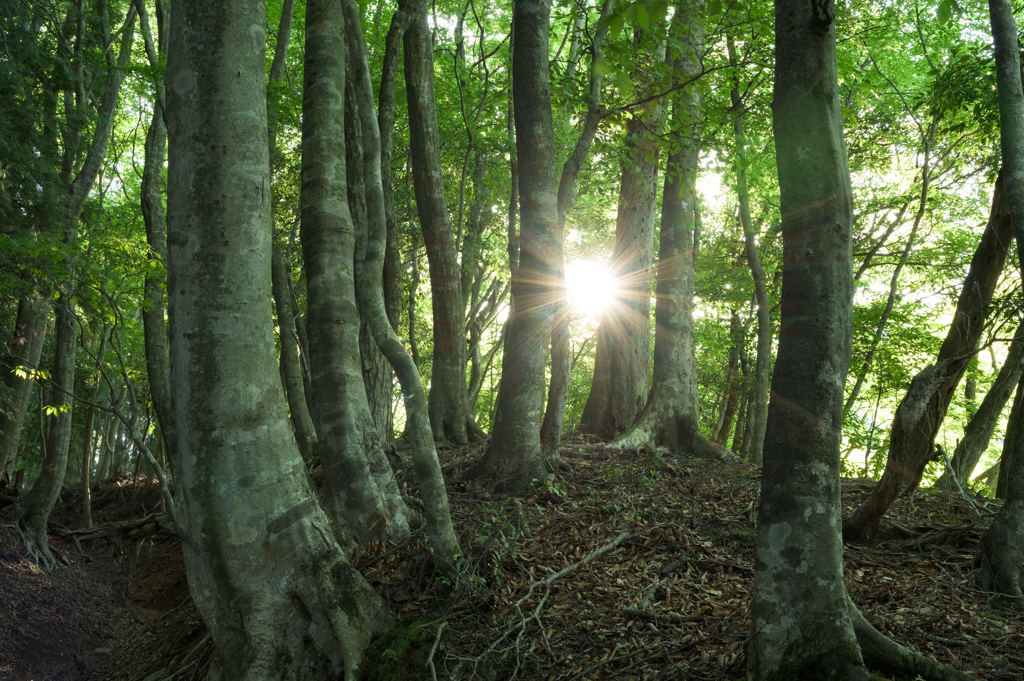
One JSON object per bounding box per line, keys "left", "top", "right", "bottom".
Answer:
{"left": 165, "top": 0, "right": 391, "bottom": 676}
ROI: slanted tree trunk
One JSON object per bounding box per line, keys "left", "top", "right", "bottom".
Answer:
{"left": 580, "top": 33, "right": 663, "bottom": 439}
{"left": 300, "top": 9, "right": 412, "bottom": 548}
{"left": 272, "top": 248, "right": 318, "bottom": 458}
{"left": 607, "top": 2, "right": 729, "bottom": 460}
{"left": 165, "top": 0, "right": 391, "bottom": 674}
{"left": 342, "top": 0, "right": 460, "bottom": 572}
{"left": 403, "top": 3, "right": 469, "bottom": 444}
{"left": 712, "top": 312, "right": 743, "bottom": 446}
{"left": 751, "top": 3, "right": 975, "bottom": 679}
{"left": 977, "top": 0, "right": 1024, "bottom": 602}
{"left": 844, "top": 171, "right": 1014, "bottom": 541}
{"left": 0, "top": 294, "right": 48, "bottom": 477}
{"left": 473, "top": 0, "right": 561, "bottom": 490}
{"left": 935, "top": 317, "right": 1024, "bottom": 490}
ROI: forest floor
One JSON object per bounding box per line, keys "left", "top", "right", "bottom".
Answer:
{"left": 1, "top": 441, "right": 1022, "bottom": 681}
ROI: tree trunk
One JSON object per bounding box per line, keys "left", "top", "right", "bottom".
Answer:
{"left": 977, "top": 0, "right": 1024, "bottom": 602}
{"left": 403, "top": 3, "right": 469, "bottom": 444}
{"left": 165, "top": 0, "right": 391, "bottom": 675}
{"left": 753, "top": 0, "right": 864, "bottom": 675}
{"left": 580, "top": 44, "right": 663, "bottom": 438}
{"left": 935, "top": 317, "right": 1024, "bottom": 490}
{"left": 342, "top": 0, "right": 461, "bottom": 572}
{"left": 272, "top": 248, "right": 318, "bottom": 458}
{"left": 299, "top": 9, "right": 412, "bottom": 548}
{"left": 606, "top": 3, "right": 730, "bottom": 460}
{"left": 727, "top": 36, "right": 770, "bottom": 465}
{"left": 844, "top": 171, "right": 1013, "bottom": 541}
{"left": 473, "top": 0, "right": 561, "bottom": 490}
{"left": 713, "top": 312, "right": 743, "bottom": 446}
{"left": 0, "top": 294, "right": 48, "bottom": 477}
{"left": 13, "top": 298, "right": 78, "bottom": 569}
{"left": 540, "top": 0, "right": 615, "bottom": 461}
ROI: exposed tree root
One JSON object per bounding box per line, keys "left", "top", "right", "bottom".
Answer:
{"left": 849, "top": 595, "right": 978, "bottom": 681}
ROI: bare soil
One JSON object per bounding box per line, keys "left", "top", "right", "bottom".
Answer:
{"left": 1, "top": 443, "right": 1021, "bottom": 680}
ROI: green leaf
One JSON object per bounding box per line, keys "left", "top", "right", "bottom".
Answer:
{"left": 937, "top": 0, "right": 952, "bottom": 25}
{"left": 708, "top": 0, "right": 723, "bottom": 15}
{"left": 592, "top": 57, "right": 610, "bottom": 77}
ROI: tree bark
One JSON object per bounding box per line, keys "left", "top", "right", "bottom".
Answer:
{"left": 299, "top": 7, "right": 412, "bottom": 548}
{"left": 403, "top": 3, "right": 469, "bottom": 444}
{"left": 844, "top": 171, "right": 1014, "bottom": 541}
{"left": 0, "top": 294, "right": 48, "bottom": 477}
{"left": 977, "top": 0, "right": 1024, "bottom": 602}
{"left": 272, "top": 248, "right": 318, "bottom": 458}
{"left": 727, "top": 34, "right": 770, "bottom": 465}
{"left": 751, "top": 0, "right": 865, "bottom": 675}
{"left": 473, "top": 0, "right": 561, "bottom": 490}
{"left": 580, "top": 33, "right": 663, "bottom": 439}
{"left": 607, "top": 2, "right": 730, "bottom": 460}
{"left": 341, "top": 0, "right": 461, "bottom": 572}
{"left": 935, "top": 317, "right": 1024, "bottom": 490}
{"left": 165, "top": 0, "right": 391, "bottom": 675}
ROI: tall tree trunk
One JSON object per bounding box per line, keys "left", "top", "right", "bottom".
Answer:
{"left": 137, "top": 0, "right": 175, "bottom": 455}
{"left": 713, "top": 312, "right": 743, "bottom": 446}
{"left": 935, "top": 317, "right": 1024, "bottom": 490}
{"left": 607, "top": 1, "right": 729, "bottom": 460}
{"left": 580, "top": 35, "right": 663, "bottom": 438}
{"left": 342, "top": 0, "right": 461, "bottom": 572}
{"left": 165, "top": 0, "right": 391, "bottom": 674}
{"left": 300, "top": 15, "right": 412, "bottom": 548}
{"left": 540, "top": 0, "right": 615, "bottom": 460}
{"left": 977, "top": 0, "right": 1024, "bottom": 602}
{"left": 79, "top": 322, "right": 108, "bottom": 528}
{"left": 844, "top": 171, "right": 1014, "bottom": 541}
{"left": 727, "top": 35, "right": 770, "bottom": 465}
{"left": 473, "top": 0, "right": 561, "bottom": 490}
{"left": 751, "top": 3, "right": 974, "bottom": 678}
{"left": 995, "top": 378, "right": 1023, "bottom": 499}
{"left": 0, "top": 294, "right": 48, "bottom": 477}
{"left": 403, "top": 2, "right": 469, "bottom": 444}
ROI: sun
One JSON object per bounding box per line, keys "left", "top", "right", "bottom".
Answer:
{"left": 565, "top": 259, "right": 615, "bottom": 318}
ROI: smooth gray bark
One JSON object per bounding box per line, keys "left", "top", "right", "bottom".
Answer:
{"left": 299, "top": 6, "right": 412, "bottom": 548}
{"left": 272, "top": 248, "right": 318, "bottom": 458}
{"left": 341, "top": 0, "right": 460, "bottom": 572}
{"left": 749, "top": 0, "right": 865, "bottom": 676}
{"left": 580, "top": 34, "right": 663, "bottom": 439}
{"left": 404, "top": 4, "right": 469, "bottom": 444}
{"left": 608, "top": 0, "right": 730, "bottom": 460}
{"left": 473, "top": 0, "right": 561, "bottom": 491}
{"left": 165, "top": 0, "right": 390, "bottom": 675}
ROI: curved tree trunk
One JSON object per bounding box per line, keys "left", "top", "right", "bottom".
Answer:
{"left": 300, "top": 13, "right": 412, "bottom": 549}
{"left": 272, "top": 247, "right": 318, "bottom": 458}
{"left": 844, "top": 171, "right": 1014, "bottom": 541}
{"left": 0, "top": 294, "right": 48, "bottom": 477}
{"left": 342, "top": 0, "right": 460, "bottom": 572}
{"left": 977, "top": 0, "right": 1024, "bottom": 602}
{"left": 934, "top": 316, "right": 1024, "bottom": 490}
{"left": 403, "top": 4, "right": 469, "bottom": 444}
{"left": 473, "top": 0, "right": 561, "bottom": 491}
